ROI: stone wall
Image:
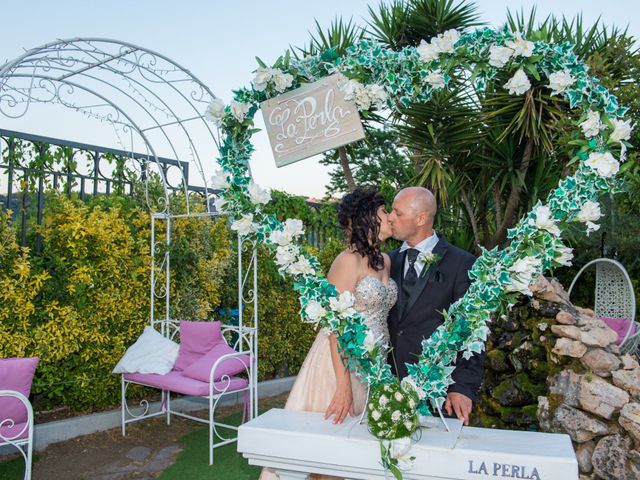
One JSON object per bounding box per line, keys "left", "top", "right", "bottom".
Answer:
{"left": 473, "top": 276, "right": 640, "bottom": 479}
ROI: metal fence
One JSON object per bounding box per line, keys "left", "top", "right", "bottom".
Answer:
{"left": 0, "top": 129, "right": 339, "bottom": 252}
{"left": 0, "top": 128, "right": 207, "bottom": 252}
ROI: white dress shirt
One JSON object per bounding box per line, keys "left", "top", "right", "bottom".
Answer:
{"left": 400, "top": 232, "right": 439, "bottom": 277}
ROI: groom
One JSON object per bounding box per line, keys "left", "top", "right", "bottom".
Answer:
{"left": 387, "top": 187, "right": 484, "bottom": 425}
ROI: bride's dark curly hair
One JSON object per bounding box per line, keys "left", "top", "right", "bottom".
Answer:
{"left": 338, "top": 188, "right": 387, "bottom": 271}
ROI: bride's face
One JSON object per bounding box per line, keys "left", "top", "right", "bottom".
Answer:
{"left": 377, "top": 205, "right": 392, "bottom": 241}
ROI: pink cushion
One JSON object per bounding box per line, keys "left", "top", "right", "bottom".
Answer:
{"left": 173, "top": 321, "right": 222, "bottom": 371}
{"left": 182, "top": 343, "right": 250, "bottom": 382}
{"left": 123, "top": 370, "right": 248, "bottom": 396}
{"left": 0, "top": 421, "right": 29, "bottom": 442}
{"left": 600, "top": 316, "right": 637, "bottom": 345}
{"left": 0, "top": 357, "right": 39, "bottom": 426}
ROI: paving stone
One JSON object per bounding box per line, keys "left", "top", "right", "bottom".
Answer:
{"left": 126, "top": 446, "right": 152, "bottom": 462}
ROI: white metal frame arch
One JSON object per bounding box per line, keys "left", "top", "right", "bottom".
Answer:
{"left": 0, "top": 37, "right": 221, "bottom": 214}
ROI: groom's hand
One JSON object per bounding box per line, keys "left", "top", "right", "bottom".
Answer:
{"left": 444, "top": 392, "right": 472, "bottom": 425}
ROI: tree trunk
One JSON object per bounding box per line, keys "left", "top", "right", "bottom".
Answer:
{"left": 338, "top": 146, "right": 357, "bottom": 192}
{"left": 488, "top": 137, "right": 535, "bottom": 249}
{"left": 461, "top": 189, "right": 481, "bottom": 255}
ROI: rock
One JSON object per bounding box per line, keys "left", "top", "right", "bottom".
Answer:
{"left": 579, "top": 375, "right": 629, "bottom": 420}
{"left": 551, "top": 324, "right": 582, "bottom": 340}
{"left": 580, "top": 326, "right": 619, "bottom": 348}
{"left": 556, "top": 310, "right": 578, "bottom": 325}
{"left": 487, "top": 349, "right": 510, "bottom": 372}
{"left": 619, "top": 402, "right": 640, "bottom": 443}
{"left": 612, "top": 369, "right": 640, "bottom": 398}
{"left": 575, "top": 440, "right": 595, "bottom": 473}
{"left": 553, "top": 338, "right": 588, "bottom": 358}
{"left": 621, "top": 354, "right": 640, "bottom": 370}
{"left": 576, "top": 306, "right": 596, "bottom": 318}
{"left": 531, "top": 276, "right": 570, "bottom": 303}
{"left": 551, "top": 404, "right": 609, "bottom": 442}
{"left": 592, "top": 434, "right": 632, "bottom": 480}
{"left": 549, "top": 369, "right": 582, "bottom": 407}
{"left": 580, "top": 349, "right": 622, "bottom": 377}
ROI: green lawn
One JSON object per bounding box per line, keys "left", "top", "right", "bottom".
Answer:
{"left": 158, "top": 411, "right": 260, "bottom": 480}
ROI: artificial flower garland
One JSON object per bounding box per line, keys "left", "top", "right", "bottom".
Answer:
{"left": 205, "top": 26, "right": 633, "bottom": 476}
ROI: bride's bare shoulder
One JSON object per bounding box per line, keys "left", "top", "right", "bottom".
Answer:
{"left": 329, "top": 249, "right": 362, "bottom": 273}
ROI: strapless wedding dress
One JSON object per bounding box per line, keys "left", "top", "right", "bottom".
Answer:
{"left": 260, "top": 276, "right": 397, "bottom": 480}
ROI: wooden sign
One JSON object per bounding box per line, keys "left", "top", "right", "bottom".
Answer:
{"left": 260, "top": 74, "right": 365, "bottom": 167}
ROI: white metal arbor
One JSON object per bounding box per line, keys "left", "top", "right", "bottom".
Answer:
{"left": 0, "top": 37, "right": 259, "bottom": 457}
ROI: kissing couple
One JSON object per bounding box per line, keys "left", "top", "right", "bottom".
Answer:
{"left": 261, "top": 186, "right": 484, "bottom": 480}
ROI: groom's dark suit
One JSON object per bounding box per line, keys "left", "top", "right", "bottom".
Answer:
{"left": 387, "top": 234, "right": 484, "bottom": 402}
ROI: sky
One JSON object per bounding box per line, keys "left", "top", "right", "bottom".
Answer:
{"left": 1, "top": 0, "right": 638, "bottom": 198}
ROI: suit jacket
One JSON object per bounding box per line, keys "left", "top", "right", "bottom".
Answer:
{"left": 387, "top": 234, "right": 485, "bottom": 402}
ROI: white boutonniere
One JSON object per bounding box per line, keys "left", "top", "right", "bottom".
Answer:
{"left": 417, "top": 252, "right": 442, "bottom": 278}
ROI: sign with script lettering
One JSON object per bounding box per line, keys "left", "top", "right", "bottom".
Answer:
{"left": 260, "top": 74, "right": 365, "bottom": 167}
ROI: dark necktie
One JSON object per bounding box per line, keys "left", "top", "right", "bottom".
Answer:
{"left": 403, "top": 248, "right": 420, "bottom": 290}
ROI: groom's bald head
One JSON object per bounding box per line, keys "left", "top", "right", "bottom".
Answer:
{"left": 388, "top": 187, "right": 437, "bottom": 244}
{"left": 397, "top": 187, "right": 437, "bottom": 222}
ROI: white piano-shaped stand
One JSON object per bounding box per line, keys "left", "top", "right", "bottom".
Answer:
{"left": 237, "top": 408, "right": 578, "bottom": 480}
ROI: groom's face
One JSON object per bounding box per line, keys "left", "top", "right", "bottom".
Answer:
{"left": 388, "top": 195, "right": 418, "bottom": 241}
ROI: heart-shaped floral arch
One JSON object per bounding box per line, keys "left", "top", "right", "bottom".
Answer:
{"left": 206, "top": 27, "right": 632, "bottom": 474}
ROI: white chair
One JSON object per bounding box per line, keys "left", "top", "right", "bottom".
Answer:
{"left": 120, "top": 320, "right": 256, "bottom": 465}
{"left": 568, "top": 258, "right": 639, "bottom": 354}
{"left": 0, "top": 390, "right": 34, "bottom": 480}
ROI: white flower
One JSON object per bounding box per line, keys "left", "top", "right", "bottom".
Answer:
{"left": 505, "top": 32, "right": 535, "bottom": 57}
{"left": 404, "top": 420, "right": 414, "bottom": 431}
{"left": 401, "top": 376, "right": 427, "bottom": 400}
{"left": 554, "top": 245, "right": 574, "bottom": 267}
{"left": 230, "top": 100, "right": 250, "bottom": 123}
{"left": 252, "top": 67, "right": 273, "bottom": 92}
{"left": 610, "top": 118, "right": 633, "bottom": 143}
{"left": 504, "top": 69, "right": 531, "bottom": 95}
{"left": 283, "top": 218, "right": 304, "bottom": 238}
{"left": 340, "top": 78, "right": 370, "bottom": 109}
{"left": 210, "top": 172, "right": 230, "bottom": 190}
{"left": 270, "top": 229, "right": 292, "bottom": 247}
{"left": 580, "top": 111, "right": 604, "bottom": 138}
{"left": 585, "top": 221, "right": 601, "bottom": 235}
{"left": 435, "top": 29, "right": 460, "bottom": 53}
{"left": 548, "top": 69, "right": 575, "bottom": 95}
{"left": 213, "top": 196, "right": 227, "bottom": 213}
{"left": 275, "top": 245, "right": 298, "bottom": 266}
{"left": 394, "top": 392, "right": 404, "bottom": 402}
{"left": 379, "top": 394, "right": 389, "bottom": 407}
{"left": 371, "top": 410, "right": 381, "bottom": 421}
{"left": 205, "top": 98, "right": 226, "bottom": 126}
{"left": 576, "top": 201, "right": 602, "bottom": 235}
{"left": 576, "top": 200, "right": 602, "bottom": 223}
{"left": 288, "top": 256, "right": 314, "bottom": 276}
{"left": 417, "top": 39, "right": 440, "bottom": 62}
{"left": 272, "top": 70, "right": 294, "bottom": 93}
{"left": 389, "top": 437, "right": 414, "bottom": 471}
{"left": 505, "top": 256, "right": 542, "bottom": 295}
{"left": 247, "top": 181, "right": 271, "bottom": 205}
{"left": 304, "top": 300, "right": 326, "bottom": 323}
{"left": 408, "top": 398, "right": 416, "bottom": 409}
{"left": 367, "top": 84, "right": 388, "bottom": 109}
{"left": 230, "top": 214, "right": 256, "bottom": 236}
{"left": 529, "top": 204, "right": 560, "bottom": 236}
{"left": 425, "top": 69, "right": 446, "bottom": 90}
{"left": 488, "top": 45, "right": 514, "bottom": 68}
{"left": 391, "top": 410, "right": 402, "bottom": 422}
{"left": 585, "top": 151, "right": 620, "bottom": 178}
{"left": 329, "top": 291, "right": 356, "bottom": 317}
{"left": 363, "top": 330, "right": 383, "bottom": 352}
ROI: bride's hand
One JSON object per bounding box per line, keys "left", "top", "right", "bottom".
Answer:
{"left": 324, "top": 375, "right": 355, "bottom": 424}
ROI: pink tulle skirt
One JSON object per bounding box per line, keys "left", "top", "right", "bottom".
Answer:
{"left": 259, "top": 329, "right": 368, "bottom": 480}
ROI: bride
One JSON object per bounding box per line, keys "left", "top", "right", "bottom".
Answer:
{"left": 260, "top": 188, "right": 398, "bottom": 480}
